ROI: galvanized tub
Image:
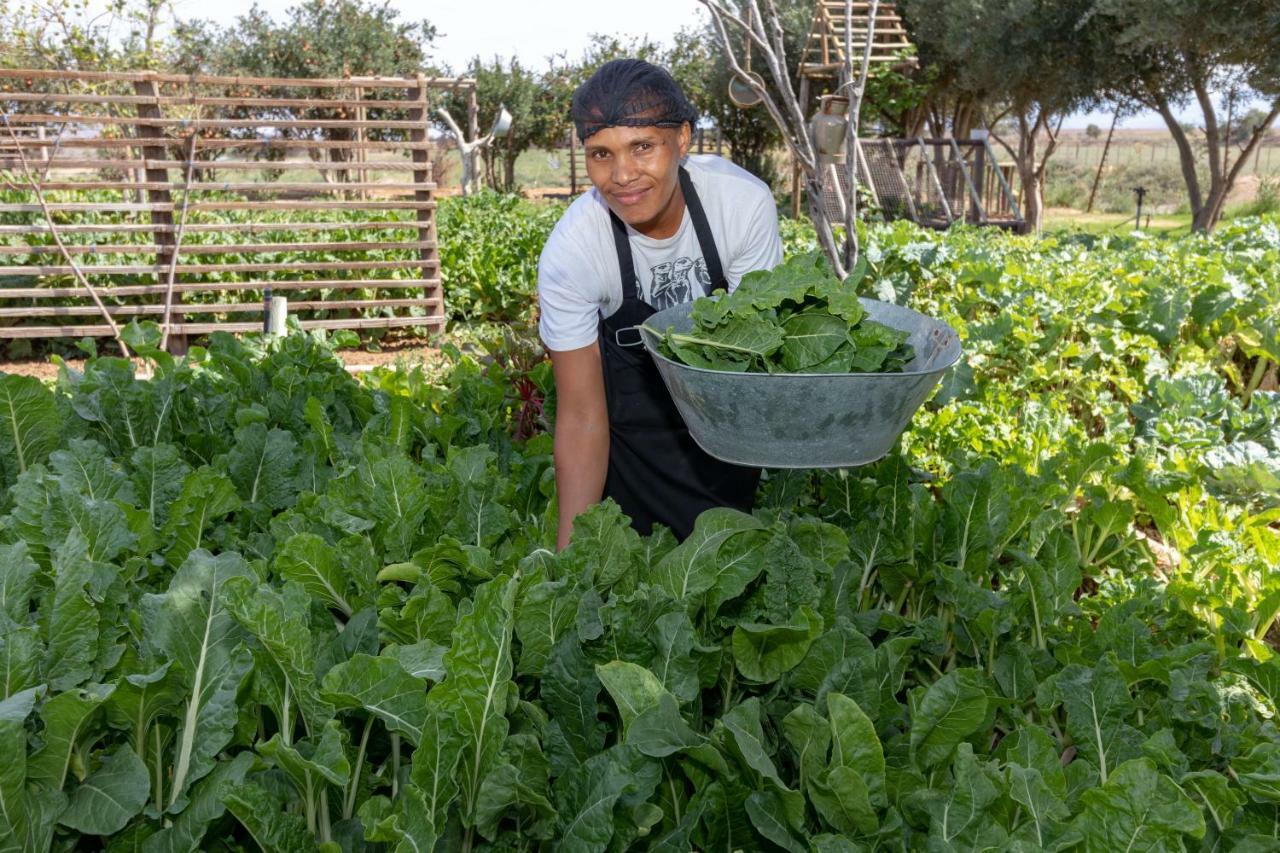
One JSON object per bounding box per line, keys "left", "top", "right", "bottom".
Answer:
{"left": 639, "top": 298, "right": 961, "bottom": 469}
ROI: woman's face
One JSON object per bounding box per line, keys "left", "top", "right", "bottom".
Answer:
{"left": 584, "top": 122, "right": 691, "bottom": 238}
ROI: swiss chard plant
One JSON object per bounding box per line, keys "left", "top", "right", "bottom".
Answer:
{"left": 0, "top": 214, "right": 1278, "bottom": 852}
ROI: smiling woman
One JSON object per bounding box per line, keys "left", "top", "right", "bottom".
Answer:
{"left": 538, "top": 59, "right": 784, "bottom": 547}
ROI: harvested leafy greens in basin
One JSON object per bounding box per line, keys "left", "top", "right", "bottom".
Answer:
{"left": 650, "top": 254, "right": 915, "bottom": 373}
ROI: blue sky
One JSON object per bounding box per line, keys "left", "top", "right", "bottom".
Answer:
{"left": 169, "top": 0, "right": 1260, "bottom": 132}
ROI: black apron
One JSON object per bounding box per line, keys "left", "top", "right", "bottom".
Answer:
{"left": 599, "top": 166, "right": 761, "bottom": 541}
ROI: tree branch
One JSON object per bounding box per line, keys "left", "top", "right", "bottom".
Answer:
{"left": 160, "top": 130, "right": 198, "bottom": 352}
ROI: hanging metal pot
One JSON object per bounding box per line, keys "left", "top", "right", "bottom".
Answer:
{"left": 810, "top": 95, "right": 850, "bottom": 157}
{"left": 728, "top": 71, "right": 765, "bottom": 108}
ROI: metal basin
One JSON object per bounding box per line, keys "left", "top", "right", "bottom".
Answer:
{"left": 639, "top": 298, "right": 961, "bottom": 469}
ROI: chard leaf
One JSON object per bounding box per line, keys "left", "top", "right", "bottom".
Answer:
{"left": 0, "top": 374, "right": 59, "bottom": 487}
{"left": 732, "top": 606, "right": 823, "bottom": 683}
{"left": 627, "top": 693, "right": 703, "bottom": 757}
{"left": 140, "top": 550, "right": 254, "bottom": 812}
{"left": 514, "top": 578, "right": 579, "bottom": 677}
{"left": 224, "top": 782, "right": 319, "bottom": 852}
{"left": 1071, "top": 759, "right": 1204, "bottom": 850}
{"left": 780, "top": 311, "right": 848, "bottom": 371}
{"left": 139, "top": 751, "right": 256, "bottom": 853}
{"left": 647, "top": 508, "right": 765, "bottom": 601}
{"left": 827, "top": 692, "right": 885, "bottom": 807}
{"left": 426, "top": 573, "right": 519, "bottom": 823}
{"left": 57, "top": 745, "right": 149, "bottom": 836}
{"left": 273, "top": 532, "right": 355, "bottom": 617}
{"left": 595, "top": 661, "right": 666, "bottom": 734}
{"left": 27, "top": 682, "right": 115, "bottom": 791}
{"left": 0, "top": 687, "right": 41, "bottom": 841}
{"left": 161, "top": 468, "right": 240, "bottom": 568}
{"left": 225, "top": 423, "right": 299, "bottom": 510}
{"left": 322, "top": 654, "right": 428, "bottom": 745}
{"left": 910, "top": 668, "right": 989, "bottom": 768}
{"left": 223, "top": 578, "right": 334, "bottom": 736}
{"left": 129, "top": 444, "right": 190, "bottom": 531}
{"left": 1036, "top": 656, "right": 1141, "bottom": 783}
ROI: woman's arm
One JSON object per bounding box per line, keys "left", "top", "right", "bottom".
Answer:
{"left": 549, "top": 343, "right": 610, "bottom": 551}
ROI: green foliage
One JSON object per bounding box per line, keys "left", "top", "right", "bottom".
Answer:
{"left": 654, "top": 254, "right": 914, "bottom": 373}
{"left": 436, "top": 192, "right": 563, "bottom": 323}
{"left": 2, "top": 215, "right": 1280, "bottom": 850}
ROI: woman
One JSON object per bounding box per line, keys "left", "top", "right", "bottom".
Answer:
{"left": 538, "top": 59, "right": 783, "bottom": 547}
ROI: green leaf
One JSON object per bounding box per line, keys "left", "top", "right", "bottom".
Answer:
{"left": 27, "top": 682, "right": 115, "bottom": 791}
{"left": 139, "top": 751, "right": 256, "bottom": 853}
{"left": 139, "top": 550, "right": 255, "bottom": 811}
{"left": 1234, "top": 742, "right": 1280, "bottom": 804}
{"left": 827, "top": 692, "right": 885, "bottom": 807}
{"left": 322, "top": 654, "right": 428, "bottom": 745}
{"left": 1036, "top": 656, "right": 1140, "bottom": 783}
{"left": 809, "top": 765, "right": 876, "bottom": 836}
{"left": 781, "top": 311, "right": 848, "bottom": 371}
{"left": 924, "top": 745, "right": 1004, "bottom": 849}
{"left": 0, "top": 374, "right": 59, "bottom": 486}
{"left": 646, "top": 508, "right": 766, "bottom": 601}
{"left": 474, "top": 742, "right": 557, "bottom": 841}
{"left": 224, "top": 782, "right": 319, "bottom": 852}
{"left": 595, "top": 661, "right": 666, "bottom": 734}
{"left": 732, "top": 606, "right": 824, "bottom": 683}
{"left": 0, "top": 542, "right": 39, "bottom": 624}
{"left": 0, "top": 687, "right": 41, "bottom": 842}
{"left": 425, "top": 573, "right": 519, "bottom": 822}
{"left": 745, "top": 789, "right": 807, "bottom": 853}
{"left": 258, "top": 718, "right": 351, "bottom": 793}
{"left": 1071, "top": 759, "right": 1204, "bottom": 851}
{"left": 542, "top": 636, "right": 605, "bottom": 771}
{"left": 223, "top": 578, "right": 335, "bottom": 736}
{"left": 514, "top": 578, "right": 579, "bottom": 677}
{"left": 782, "top": 703, "right": 830, "bottom": 786}
{"left": 273, "top": 533, "right": 356, "bottom": 617}
{"left": 553, "top": 744, "right": 660, "bottom": 853}
{"left": 161, "top": 468, "right": 240, "bottom": 568}
{"left": 720, "top": 698, "right": 787, "bottom": 788}
{"left": 57, "top": 745, "right": 149, "bottom": 836}
{"left": 225, "top": 423, "right": 299, "bottom": 510}
{"left": 910, "top": 668, "right": 989, "bottom": 768}
{"left": 627, "top": 693, "right": 703, "bottom": 758}
{"left": 405, "top": 710, "right": 462, "bottom": 842}
{"left": 129, "top": 444, "right": 190, "bottom": 531}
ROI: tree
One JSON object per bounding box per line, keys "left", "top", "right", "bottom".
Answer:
{"left": 170, "top": 0, "right": 438, "bottom": 177}
{"left": 1086, "top": 123, "right": 1103, "bottom": 139}
{"left": 1, "top": 0, "right": 175, "bottom": 70}
{"left": 900, "top": 0, "right": 1107, "bottom": 231}
{"left": 1092, "top": 0, "right": 1280, "bottom": 230}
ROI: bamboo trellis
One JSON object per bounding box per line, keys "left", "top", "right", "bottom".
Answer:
{"left": 0, "top": 69, "right": 476, "bottom": 346}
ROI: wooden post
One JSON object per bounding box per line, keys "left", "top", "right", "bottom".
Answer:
{"left": 407, "top": 75, "right": 438, "bottom": 314}
{"left": 793, "top": 75, "right": 811, "bottom": 219}
{"left": 971, "top": 135, "right": 986, "bottom": 221}
{"left": 569, "top": 131, "right": 578, "bottom": 195}
{"left": 133, "top": 72, "right": 183, "bottom": 352}
{"left": 354, "top": 84, "right": 367, "bottom": 198}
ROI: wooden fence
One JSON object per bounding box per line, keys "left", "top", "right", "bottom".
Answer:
{"left": 0, "top": 68, "right": 476, "bottom": 346}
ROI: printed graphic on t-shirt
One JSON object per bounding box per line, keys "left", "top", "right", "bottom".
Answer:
{"left": 647, "top": 256, "right": 711, "bottom": 310}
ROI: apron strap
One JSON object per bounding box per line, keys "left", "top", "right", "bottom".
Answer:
{"left": 608, "top": 206, "right": 641, "bottom": 302}
{"left": 678, "top": 165, "right": 726, "bottom": 293}
{"left": 606, "top": 162, "right": 726, "bottom": 303}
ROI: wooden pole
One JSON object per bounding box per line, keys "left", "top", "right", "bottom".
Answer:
{"left": 570, "top": 132, "right": 578, "bottom": 195}
{"left": 407, "top": 75, "right": 438, "bottom": 312}
{"left": 1086, "top": 110, "right": 1119, "bottom": 213}
{"left": 133, "top": 72, "right": 183, "bottom": 352}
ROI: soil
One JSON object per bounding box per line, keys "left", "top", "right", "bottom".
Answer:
{"left": 0, "top": 335, "right": 441, "bottom": 381}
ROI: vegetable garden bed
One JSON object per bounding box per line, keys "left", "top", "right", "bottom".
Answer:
{"left": 0, "top": 215, "right": 1277, "bottom": 851}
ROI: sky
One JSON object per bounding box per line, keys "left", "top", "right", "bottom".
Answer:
{"left": 164, "top": 0, "right": 1260, "bottom": 132}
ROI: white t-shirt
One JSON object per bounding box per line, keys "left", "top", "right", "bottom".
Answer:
{"left": 537, "top": 154, "right": 783, "bottom": 352}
